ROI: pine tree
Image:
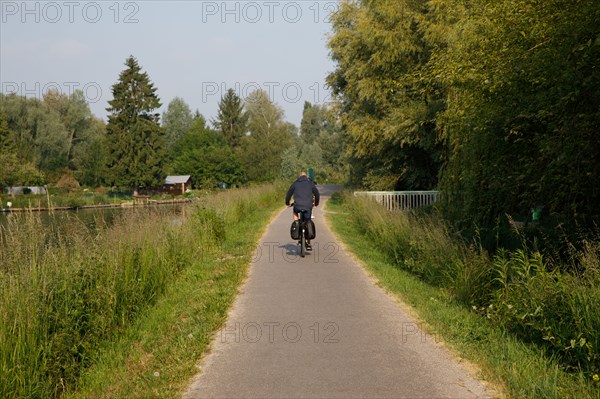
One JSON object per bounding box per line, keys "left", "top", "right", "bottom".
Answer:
{"left": 212, "top": 89, "right": 248, "bottom": 148}
{"left": 105, "top": 56, "right": 165, "bottom": 191}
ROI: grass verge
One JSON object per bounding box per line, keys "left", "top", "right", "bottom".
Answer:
{"left": 63, "top": 185, "right": 283, "bottom": 398}
{"left": 1, "top": 184, "right": 283, "bottom": 398}
{"left": 326, "top": 192, "right": 599, "bottom": 399}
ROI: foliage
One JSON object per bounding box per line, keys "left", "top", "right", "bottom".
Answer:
{"left": 488, "top": 248, "right": 600, "bottom": 375}
{"left": 280, "top": 145, "right": 303, "bottom": 181}
{"left": 431, "top": 0, "right": 600, "bottom": 248}
{"left": 239, "top": 89, "right": 295, "bottom": 181}
{"left": 299, "top": 101, "right": 325, "bottom": 145}
{"left": 0, "top": 185, "right": 281, "bottom": 398}
{"left": 0, "top": 92, "right": 104, "bottom": 187}
{"left": 170, "top": 118, "right": 245, "bottom": 188}
{"left": 71, "top": 118, "right": 106, "bottom": 187}
{"left": 327, "top": 0, "right": 600, "bottom": 252}
{"left": 105, "top": 56, "right": 165, "bottom": 190}
{"left": 0, "top": 112, "right": 14, "bottom": 154}
{"left": 328, "top": 193, "right": 598, "bottom": 398}
{"left": 338, "top": 193, "right": 600, "bottom": 380}
{"left": 327, "top": 0, "right": 445, "bottom": 190}
{"left": 212, "top": 88, "right": 249, "bottom": 149}
{"left": 297, "top": 102, "right": 347, "bottom": 183}
{"left": 162, "top": 97, "right": 193, "bottom": 154}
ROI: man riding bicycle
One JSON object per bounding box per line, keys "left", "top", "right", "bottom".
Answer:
{"left": 285, "top": 171, "right": 320, "bottom": 250}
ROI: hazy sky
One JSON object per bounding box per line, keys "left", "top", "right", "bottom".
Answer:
{"left": 1, "top": 1, "right": 339, "bottom": 126}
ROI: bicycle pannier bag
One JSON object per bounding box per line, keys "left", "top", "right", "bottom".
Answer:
{"left": 307, "top": 220, "right": 316, "bottom": 240}
{"left": 290, "top": 220, "right": 300, "bottom": 240}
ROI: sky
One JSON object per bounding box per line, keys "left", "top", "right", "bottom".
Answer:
{"left": 0, "top": 0, "right": 339, "bottom": 126}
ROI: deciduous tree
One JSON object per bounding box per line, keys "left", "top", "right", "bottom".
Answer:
{"left": 239, "top": 89, "right": 294, "bottom": 181}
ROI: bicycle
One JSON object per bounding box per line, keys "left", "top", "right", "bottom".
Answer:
{"left": 297, "top": 209, "right": 310, "bottom": 257}
{"left": 289, "top": 203, "right": 314, "bottom": 258}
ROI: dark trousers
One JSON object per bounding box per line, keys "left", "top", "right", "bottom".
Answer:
{"left": 293, "top": 207, "right": 312, "bottom": 222}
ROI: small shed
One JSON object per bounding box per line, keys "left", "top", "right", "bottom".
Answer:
{"left": 4, "top": 186, "right": 48, "bottom": 195}
{"left": 164, "top": 175, "right": 192, "bottom": 195}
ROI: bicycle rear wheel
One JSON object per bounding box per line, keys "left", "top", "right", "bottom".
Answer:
{"left": 300, "top": 228, "right": 306, "bottom": 257}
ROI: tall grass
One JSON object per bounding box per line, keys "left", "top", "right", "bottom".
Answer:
{"left": 339, "top": 192, "right": 600, "bottom": 383}
{"left": 0, "top": 184, "right": 281, "bottom": 398}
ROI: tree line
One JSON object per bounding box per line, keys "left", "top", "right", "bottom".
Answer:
{"left": 327, "top": 0, "right": 599, "bottom": 250}
{"left": 0, "top": 56, "right": 346, "bottom": 192}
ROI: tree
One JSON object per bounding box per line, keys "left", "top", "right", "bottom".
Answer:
{"left": 0, "top": 112, "right": 14, "bottom": 153}
{"left": 212, "top": 89, "right": 248, "bottom": 148}
{"left": 35, "top": 104, "right": 68, "bottom": 176}
{"left": 43, "top": 89, "right": 94, "bottom": 168}
{"left": 0, "top": 96, "right": 47, "bottom": 185}
{"left": 170, "top": 118, "right": 244, "bottom": 188}
{"left": 429, "top": 0, "right": 600, "bottom": 245}
{"left": 162, "top": 97, "right": 192, "bottom": 153}
{"left": 239, "top": 89, "right": 295, "bottom": 181}
{"left": 327, "top": 1, "right": 445, "bottom": 190}
{"left": 298, "top": 102, "right": 347, "bottom": 182}
{"left": 299, "top": 102, "right": 325, "bottom": 145}
{"left": 280, "top": 145, "right": 303, "bottom": 181}
{"left": 72, "top": 118, "right": 106, "bottom": 187}
{"left": 0, "top": 113, "right": 18, "bottom": 188}
{"left": 0, "top": 94, "right": 51, "bottom": 171}
{"left": 105, "top": 56, "right": 165, "bottom": 191}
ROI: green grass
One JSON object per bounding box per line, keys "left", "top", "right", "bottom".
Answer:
{"left": 326, "top": 192, "right": 599, "bottom": 399}
{"left": 0, "top": 183, "right": 283, "bottom": 398}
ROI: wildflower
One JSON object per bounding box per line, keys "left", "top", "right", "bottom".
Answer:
{"left": 593, "top": 374, "right": 599, "bottom": 381}
{"left": 507, "top": 304, "right": 513, "bottom": 309}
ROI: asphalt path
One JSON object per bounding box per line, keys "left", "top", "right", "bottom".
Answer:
{"left": 183, "top": 185, "right": 493, "bottom": 398}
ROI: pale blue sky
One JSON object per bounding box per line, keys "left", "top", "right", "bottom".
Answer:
{"left": 1, "top": 1, "right": 338, "bottom": 126}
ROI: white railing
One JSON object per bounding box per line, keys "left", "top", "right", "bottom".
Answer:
{"left": 354, "top": 191, "right": 440, "bottom": 212}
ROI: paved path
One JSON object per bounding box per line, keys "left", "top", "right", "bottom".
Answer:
{"left": 184, "top": 185, "right": 492, "bottom": 399}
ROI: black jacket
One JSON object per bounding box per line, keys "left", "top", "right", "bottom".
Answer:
{"left": 285, "top": 176, "right": 320, "bottom": 210}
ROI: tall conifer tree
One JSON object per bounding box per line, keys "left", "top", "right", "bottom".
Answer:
{"left": 212, "top": 89, "right": 248, "bottom": 148}
{"left": 105, "top": 56, "right": 165, "bottom": 190}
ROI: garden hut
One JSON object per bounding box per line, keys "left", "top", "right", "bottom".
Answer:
{"left": 164, "top": 175, "right": 192, "bottom": 195}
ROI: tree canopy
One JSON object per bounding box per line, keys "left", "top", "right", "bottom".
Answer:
{"left": 0, "top": 91, "right": 104, "bottom": 188}
{"left": 212, "top": 89, "right": 248, "bottom": 149}
{"left": 162, "top": 97, "right": 193, "bottom": 153}
{"left": 239, "top": 89, "right": 295, "bottom": 182}
{"left": 327, "top": 0, "right": 600, "bottom": 247}
{"left": 105, "top": 56, "right": 165, "bottom": 190}
{"left": 170, "top": 117, "right": 244, "bottom": 189}
{"left": 327, "top": 0, "right": 444, "bottom": 190}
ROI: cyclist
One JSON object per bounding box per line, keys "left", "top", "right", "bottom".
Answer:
{"left": 285, "top": 171, "right": 320, "bottom": 250}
